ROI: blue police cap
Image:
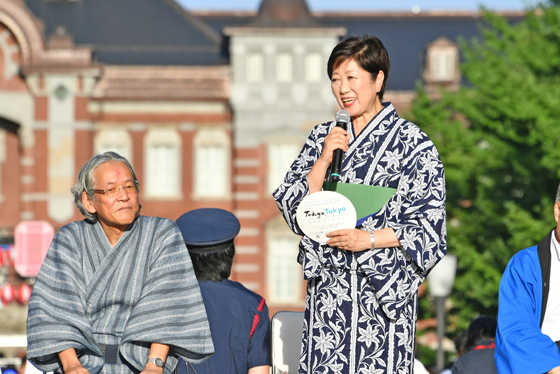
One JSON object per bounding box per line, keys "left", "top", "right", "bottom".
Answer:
{"left": 176, "top": 208, "right": 240, "bottom": 254}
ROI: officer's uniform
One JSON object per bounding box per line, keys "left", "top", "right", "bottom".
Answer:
{"left": 175, "top": 208, "right": 272, "bottom": 374}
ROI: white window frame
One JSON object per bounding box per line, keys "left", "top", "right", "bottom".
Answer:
{"left": 144, "top": 128, "right": 181, "bottom": 199}
{"left": 266, "top": 228, "right": 302, "bottom": 305}
{"left": 193, "top": 128, "right": 230, "bottom": 199}
{"left": 430, "top": 47, "right": 457, "bottom": 81}
{"left": 94, "top": 127, "right": 133, "bottom": 163}
{"left": 246, "top": 52, "right": 264, "bottom": 82}
{"left": 267, "top": 141, "right": 301, "bottom": 194}
{"left": 275, "top": 53, "right": 293, "bottom": 82}
{"left": 305, "top": 52, "right": 323, "bottom": 82}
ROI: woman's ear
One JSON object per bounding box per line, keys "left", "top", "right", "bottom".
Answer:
{"left": 82, "top": 191, "right": 97, "bottom": 214}
{"left": 375, "top": 71, "right": 385, "bottom": 93}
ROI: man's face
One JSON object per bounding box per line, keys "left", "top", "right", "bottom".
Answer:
{"left": 83, "top": 161, "right": 140, "bottom": 231}
{"left": 555, "top": 201, "right": 560, "bottom": 240}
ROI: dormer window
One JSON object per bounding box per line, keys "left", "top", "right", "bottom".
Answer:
{"left": 424, "top": 37, "right": 460, "bottom": 93}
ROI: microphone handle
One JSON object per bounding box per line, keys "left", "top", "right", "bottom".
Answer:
{"left": 330, "top": 121, "right": 348, "bottom": 183}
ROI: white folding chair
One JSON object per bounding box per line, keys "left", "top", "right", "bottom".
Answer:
{"left": 271, "top": 311, "right": 304, "bottom": 374}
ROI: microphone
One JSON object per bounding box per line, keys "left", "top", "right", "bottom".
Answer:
{"left": 330, "top": 110, "right": 351, "bottom": 183}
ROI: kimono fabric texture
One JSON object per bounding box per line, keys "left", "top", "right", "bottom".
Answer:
{"left": 26, "top": 216, "right": 214, "bottom": 374}
{"left": 273, "top": 103, "right": 447, "bottom": 374}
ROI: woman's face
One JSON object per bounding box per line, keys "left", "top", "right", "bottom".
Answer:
{"left": 331, "top": 58, "right": 384, "bottom": 123}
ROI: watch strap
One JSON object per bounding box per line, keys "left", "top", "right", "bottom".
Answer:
{"left": 369, "top": 231, "right": 376, "bottom": 249}
{"left": 147, "top": 357, "right": 165, "bottom": 368}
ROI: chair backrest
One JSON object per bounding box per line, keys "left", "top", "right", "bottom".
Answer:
{"left": 271, "top": 311, "right": 304, "bottom": 374}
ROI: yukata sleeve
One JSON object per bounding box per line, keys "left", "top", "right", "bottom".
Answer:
{"left": 120, "top": 219, "right": 214, "bottom": 373}
{"left": 357, "top": 130, "right": 447, "bottom": 319}
{"left": 26, "top": 224, "right": 102, "bottom": 374}
{"left": 495, "top": 251, "right": 560, "bottom": 374}
{"left": 386, "top": 132, "right": 447, "bottom": 273}
{"left": 247, "top": 300, "right": 272, "bottom": 369}
{"left": 273, "top": 123, "right": 329, "bottom": 235}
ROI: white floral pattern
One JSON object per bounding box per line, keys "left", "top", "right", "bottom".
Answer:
{"left": 273, "top": 103, "right": 447, "bottom": 374}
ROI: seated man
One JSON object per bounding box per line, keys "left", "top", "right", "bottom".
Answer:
{"left": 26, "top": 152, "right": 213, "bottom": 374}
{"left": 495, "top": 183, "right": 560, "bottom": 374}
{"left": 175, "top": 208, "right": 271, "bottom": 374}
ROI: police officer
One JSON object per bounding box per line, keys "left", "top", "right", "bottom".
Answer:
{"left": 175, "top": 208, "right": 271, "bottom": 374}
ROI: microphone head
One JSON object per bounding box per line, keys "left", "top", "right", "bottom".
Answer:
{"left": 335, "top": 110, "right": 351, "bottom": 124}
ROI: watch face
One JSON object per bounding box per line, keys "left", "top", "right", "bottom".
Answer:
{"left": 148, "top": 357, "right": 165, "bottom": 367}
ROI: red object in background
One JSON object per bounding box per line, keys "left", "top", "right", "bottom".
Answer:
{"left": 15, "top": 221, "right": 54, "bottom": 277}
{"left": 1, "top": 283, "right": 15, "bottom": 305}
{"left": 0, "top": 244, "right": 15, "bottom": 267}
{"left": 16, "top": 283, "right": 32, "bottom": 304}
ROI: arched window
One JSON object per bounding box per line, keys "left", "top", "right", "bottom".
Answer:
{"left": 94, "top": 127, "right": 132, "bottom": 163}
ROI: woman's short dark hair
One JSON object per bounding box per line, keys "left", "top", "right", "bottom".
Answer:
{"left": 189, "top": 245, "right": 235, "bottom": 282}
{"left": 327, "top": 35, "right": 390, "bottom": 100}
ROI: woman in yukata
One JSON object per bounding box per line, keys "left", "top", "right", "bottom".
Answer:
{"left": 273, "top": 35, "right": 447, "bottom": 374}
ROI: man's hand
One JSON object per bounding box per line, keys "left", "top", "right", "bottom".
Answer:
{"left": 63, "top": 364, "right": 90, "bottom": 374}
{"left": 548, "top": 366, "right": 560, "bottom": 374}
{"left": 58, "top": 348, "right": 89, "bottom": 374}
{"left": 140, "top": 368, "right": 164, "bottom": 374}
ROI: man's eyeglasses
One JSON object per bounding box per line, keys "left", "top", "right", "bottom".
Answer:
{"left": 94, "top": 183, "right": 139, "bottom": 198}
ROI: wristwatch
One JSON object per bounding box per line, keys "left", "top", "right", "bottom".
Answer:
{"left": 369, "top": 231, "right": 376, "bottom": 249}
{"left": 147, "top": 357, "right": 165, "bottom": 368}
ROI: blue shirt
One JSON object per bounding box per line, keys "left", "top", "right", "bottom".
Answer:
{"left": 177, "top": 279, "right": 271, "bottom": 374}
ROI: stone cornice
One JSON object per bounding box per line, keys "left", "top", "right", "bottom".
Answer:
{"left": 92, "top": 65, "right": 231, "bottom": 101}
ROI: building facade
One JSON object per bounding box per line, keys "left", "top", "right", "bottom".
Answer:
{"left": 0, "top": 0, "right": 524, "bottom": 322}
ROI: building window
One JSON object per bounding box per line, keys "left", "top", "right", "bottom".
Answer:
{"left": 0, "top": 129, "right": 5, "bottom": 201}
{"left": 305, "top": 53, "right": 322, "bottom": 82}
{"left": 266, "top": 232, "right": 302, "bottom": 305}
{"left": 246, "top": 52, "right": 264, "bottom": 82}
{"left": 430, "top": 48, "right": 456, "bottom": 81}
{"left": 267, "top": 142, "right": 301, "bottom": 194}
{"left": 144, "top": 128, "right": 181, "bottom": 198}
{"left": 194, "top": 128, "right": 230, "bottom": 199}
{"left": 94, "top": 128, "right": 132, "bottom": 163}
{"left": 276, "top": 53, "right": 293, "bottom": 82}
{"left": 424, "top": 37, "right": 460, "bottom": 94}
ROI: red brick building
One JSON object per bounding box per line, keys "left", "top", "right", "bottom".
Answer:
{"left": 0, "top": 0, "right": 525, "bottom": 322}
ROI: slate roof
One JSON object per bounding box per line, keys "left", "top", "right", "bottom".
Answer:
{"left": 24, "top": 0, "right": 228, "bottom": 65}
{"left": 317, "top": 12, "right": 525, "bottom": 90}
{"left": 23, "top": 0, "right": 525, "bottom": 90}
{"left": 198, "top": 10, "right": 524, "bottom": 91}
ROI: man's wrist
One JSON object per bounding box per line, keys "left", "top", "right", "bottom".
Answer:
{"left": 145, "top": 357, "right": 165, "bottom": 373}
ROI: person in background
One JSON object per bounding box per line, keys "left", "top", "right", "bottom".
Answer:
{"left": 452, "top": 316, "right": 497, "bottom": 374}
{"left": 26, "top": 152, "right": 213, "bottom": 374}
{"left": 495, "top": 182, "right": 560, "bottom": 374}
{"left": 273, "top": 35, "right": 446, "bottom": 373}
{"left": 175, "top": 208, "right": 271, "bottom": 374}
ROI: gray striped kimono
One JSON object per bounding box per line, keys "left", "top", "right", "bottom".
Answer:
{"left": 26, "top": 216, "right": 214, "bottom": 374}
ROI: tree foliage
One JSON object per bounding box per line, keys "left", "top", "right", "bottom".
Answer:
{"left": 411, "top": 3, "right": 560, "bottom": 333}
